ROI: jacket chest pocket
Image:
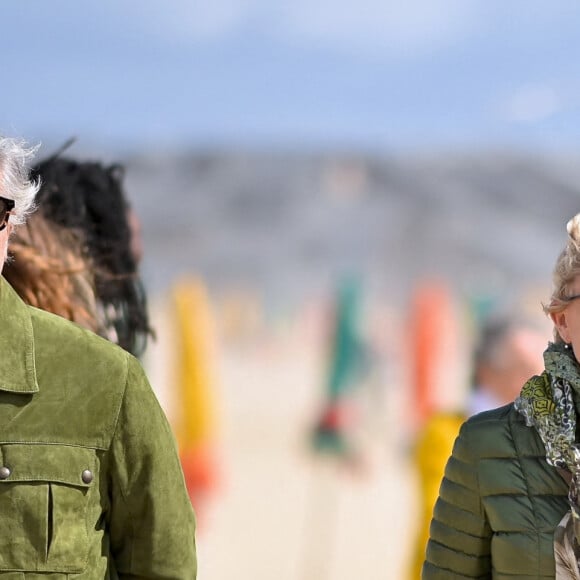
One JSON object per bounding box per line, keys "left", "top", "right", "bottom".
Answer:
{"left": 0, "top": 444, "right": 96, "bottom": 574}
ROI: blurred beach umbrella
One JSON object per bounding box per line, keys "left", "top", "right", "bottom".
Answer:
{"left": 409, "top": 280, "right": 459, "bottom": 426}
{"left": 303, "top": 276, "right": 370, "bottom": 580}
{"left": 312, "top": 276, "right": 368, "bottom": 459}
{"left": 171, "top": 277, "right": 221, "bottom": 519}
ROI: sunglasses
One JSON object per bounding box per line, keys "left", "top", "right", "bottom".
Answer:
{"left": 0, "top": 197, "right": 14, "bottom": 232}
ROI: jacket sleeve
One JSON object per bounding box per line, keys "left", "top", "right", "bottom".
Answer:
{"left": 108, "top": 354, "right": 197, "bottom": 579}
{"left": 422, "top": 420, "right": 492, "bottom": 579}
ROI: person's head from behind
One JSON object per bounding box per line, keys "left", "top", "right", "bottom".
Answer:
{"left": 31, "top": 156, "right": 151, "bottom": 356}
{"left": 32, "top": 156, "right": 138, "bottom": 261}
{"left": 544, "top": 214, "right": 580, "bottom": 361}
{"left": 3, "top": 212, "right": 101, "bottom": 334}
{"left": 0, "top": 137, "right": 39, "bottom": 266}
{"left": 473, "top": 316, "right": 547, "bottom": 405}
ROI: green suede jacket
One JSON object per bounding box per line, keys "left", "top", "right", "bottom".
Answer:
{"left": 0, "top": 277, "right": 197, "bottom": 578}
{"left": 422, "top": 403, "right": 569, "bottom": 579}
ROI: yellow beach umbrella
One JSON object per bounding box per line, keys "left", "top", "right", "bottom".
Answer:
{"left": 171, "top": 277, "right": 220, "bottom": 516}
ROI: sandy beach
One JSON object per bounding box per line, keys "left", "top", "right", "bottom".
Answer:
{"left": 192, "top": 329, "right": 420, "bottom": 580}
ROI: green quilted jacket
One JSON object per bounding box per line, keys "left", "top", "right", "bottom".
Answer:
{"left": 0, "top": 277, "right": 197, "bottom": 578}
{"left": 422, "top": 402, "right": 569, "bottom": 579}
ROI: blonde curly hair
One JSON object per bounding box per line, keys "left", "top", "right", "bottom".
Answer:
{"left": 543, "top": 214, "right": 580, "bottom": 343}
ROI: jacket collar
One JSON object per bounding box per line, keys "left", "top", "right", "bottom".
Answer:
{"left": 0, "top": 276, "right": 39, "bottom": 393}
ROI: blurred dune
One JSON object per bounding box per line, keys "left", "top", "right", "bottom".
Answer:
{"left": 125, "top": 149, "right": 580, "bottom": 309}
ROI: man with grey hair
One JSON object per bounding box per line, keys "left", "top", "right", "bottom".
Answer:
{"left": 0, "top": 136, "right": 197, "bottom": 578}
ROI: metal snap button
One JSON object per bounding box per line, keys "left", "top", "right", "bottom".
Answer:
{"left": 81, "top": 469, "right": 93, "bottom": 484}
{"left": 0, "top": 466, "right": 11, "bottom": 480}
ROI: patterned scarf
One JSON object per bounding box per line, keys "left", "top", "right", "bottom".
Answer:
{"left": 515, "top": 342, "right": 580, "bottom": 578}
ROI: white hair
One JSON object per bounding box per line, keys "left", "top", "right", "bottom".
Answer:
{"left": 0, "top": 136, "right": 40, "bottom": 226}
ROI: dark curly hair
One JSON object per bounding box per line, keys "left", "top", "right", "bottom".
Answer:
{"left": 30, "top": 156, "right": 153, "bottom": 357}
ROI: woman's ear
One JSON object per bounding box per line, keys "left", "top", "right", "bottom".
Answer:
{"left": 551, "top": 311, "right": 571, "bottom": 343}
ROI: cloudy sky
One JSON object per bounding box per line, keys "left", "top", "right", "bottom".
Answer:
{"left": 2, "top": 1, "right": 580, "bottom": 153}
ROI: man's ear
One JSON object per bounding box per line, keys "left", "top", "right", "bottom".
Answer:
{"left": 551, "top": 311, "right": 571, "bottom": 343}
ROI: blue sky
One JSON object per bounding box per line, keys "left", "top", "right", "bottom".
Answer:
{"left": 2, "top": 1, "right": 580, "bottom": 153}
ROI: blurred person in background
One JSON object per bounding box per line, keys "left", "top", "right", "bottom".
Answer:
{"left": 0, "top": 135, "right": 197, "bottom": 577}
{"left": 423, "top": 214, "right": 580, "bottom": 578}
{"left": 411, "top": 314, "right": 547, "bottom": 578}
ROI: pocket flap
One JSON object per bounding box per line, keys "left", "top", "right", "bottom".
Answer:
{"left": 0, "top": 444, "right": 96, "bottom": 487}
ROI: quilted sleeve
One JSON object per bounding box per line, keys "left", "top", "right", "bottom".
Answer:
{"left": 422, "top": 420, "right": 492, "bottom": 579}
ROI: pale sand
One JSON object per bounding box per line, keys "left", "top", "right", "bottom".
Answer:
{"left": 195, "top": 337, "right": 419, "bottom": 580}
